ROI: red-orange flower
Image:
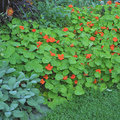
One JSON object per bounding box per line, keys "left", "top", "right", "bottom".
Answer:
{"left": 93, "top": 79, "right": 97, "bottom": 84}
{"left": 50, "top": 51, "right": 56, "bottom": 56}
{"left": 40, "top": 79, "right": 45, "bottom": 84}
{"left": 109, "top": 69, "right": 112, "bottom": 73}
{"left": 45, "top": 64, "right": 53, "bottom": 71}
{"left": 111, "top": 52, "right": 115, "bottom": 55}
{"left": 7, "top": 7, "right": 14, "bottom": 16}
{"left": 110, "top": 44, "right": 115, "bottom": 50}
{"left": 95, "top": 16, "right": 99, "bottom": 20}
{"left": 32, "top": 29, "right": 36, "bottom": 32}
{"left": 19, "top": 26, "right": 24, "bottom": 30}
{"left": 101, "top": 26, "right": 106, "bottom": 29}
{"left": 71, "top": 8, "right": 74, "bottom": 12}
{"left": 90, "top": 36, "right": 95, "bottom": 41}
{"left": 115, "top": 15, "right": 119, "bottom": 19}
{"left": 71, "top": 74, "right": 76, "bottom": 79}
{"left": 112, "top": 28, "right": 117, "bottom": 32}
{"left": 49, "top": 37, "right": 56, "bottom": 42}
{"left": 56, "top": 40, "right": 60, "bottom": 43}
{"left": 70, "top": 44, "right": 74, "bottom": 47}
{"left": 58, "top": 54, "right": 64, "bottom": 60}
{"left": 79, "top": 23, "right": 83, "bottom": 26}
{"left": 68, "top": 5, "right": 73, "bottom": 8}
{"left": 78, "top": 16, "right": 81, "bottom": 19}
{"left": 63, "top": 76, "right": 68, "bottom": 80}
{"left": 63, "top": 28, "right": 68, "bottom": 32}
{"left": 107, "top": 0, "right": 112, "bottom": 5}
{"left": 40, "top": 32, "right": 42, "bottom": 35}
{"left": 101, "top": 45, "right": 104, "bottom": 48}
{"left": 74, "top": 80, "right": 78, "bottom": 84}
{"left": 115, "top": 2, "right": 120, "bottom": 5}
{"left": 96, "top": 69, "right": 101, "bottom": 73}
{"left": 80, "top": 27, "right": 84, "bottom": 31}
{"left": 43, "top": 74, "right": 48, "bottom": 80}
{"left": 73, "top": 55, "right": 78, "bottom": 58}
{"left": 43, "top": 35, "right": 49, "bottom": 39}
{"left": 94, "top": 31, "right": 98, "bottom": 35}
{"left": 86, "top": 54, "right": 92, "bottom": 59}
{"left": 37, "top": 41, "right": 42, "bottom": 48}
{"left": 113, "top": 37, "right": 118, "bottom": 42}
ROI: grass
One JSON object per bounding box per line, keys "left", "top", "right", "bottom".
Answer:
{"left": 42, "top": 86, "right": 120, "bottom": 120}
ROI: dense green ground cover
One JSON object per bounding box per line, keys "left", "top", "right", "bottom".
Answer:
{"left": 0, "top": 0, "right": 120, "bottom": 119}
{"left": 43, "top": 86, "right": 120, "bottom": 120}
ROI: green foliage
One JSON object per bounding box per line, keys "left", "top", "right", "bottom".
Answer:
{"left": 0, "top": 61, "right": 44, "bottom": 119}
{"left": 0, "top": 1, "right": 120, "bottom": 110}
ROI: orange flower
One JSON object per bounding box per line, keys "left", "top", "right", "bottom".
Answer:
{"left": 107, "top": 0, "right": 112, "bottom": 5}
{"left": 115, "top": 15, "right": 119, "bottom": 19}
{"left": 40, "top": 32, "right": 42, "bottom": 35}
{"left": 86, "top": 54, "right": 92, "bottom": 59}
{"left": 111, "top": 52, "right": 115, "bottom": 55}
{"left": 43, "top": 35, "right": 49, "bottom": 39}
{"left": 58, "top": 54, "right": 64, "bottom": 60}
{"left": 113, "top": 37, "right": 118, "bottom": 42}
{"left": 90, "top": 36, "right": 95, "bottom": 41}
{"left": 101, "top": 78, "right": 103, "bottom": 81}
{"left": 68, "top": 5, "right": 73, "bottom": 8}
{"left": 115, "top": 2, "right": 120, "bottom": 5}
{"left": 71, "top": 74, "right": 76, "bottom": 79}
{"left": 80, "top": 27, "right": 84, "bottom": 31}
{"left": 7, "top": 7, "right": 14, "bottom": 16}
{"left": 45, "top": 64, "right": 53, "bottom": 71}
{"left": 93, "top": 79, "right": 97, "bottom": 84}
{"left": 109, "top": 69, "right": 112, "bottom": 73}
{"left": 94, "top": 31, "right": 98, "bottom": 35}
{"left": 16, "top": 46, "right": 19, "bottom": 48}
{"left": 90, "top": 23, "right": 94, "bottom": 27}
{"left": 71, "top": 8, "right": 74, "bottom": 12}
{"left": 79, "top": 23, "right": 83, "bottom": 26}
{"left": 112, "top": 28, "right": 117, "bottom": 32}
{"left": 101, "top": 26, "right": 106, "bottom": 29}
{"left": 40, "top": 79, "right": 45, "bottom": 84}
{"left": 43, "top": 74, "right": 48, "bottom": 80}
{"left": 73, "top": 30, "right": 76, "bottom": 34}
{"left": 49, "top": 37, "right": 56, "bottom": 42}
{"left": 36, "top": 41, "right": 42, "bottom": 48}
{"left": 78, "top": 16, "right": 81, "bottom": 19}
{"left": 56, "top": 40, "right": 60, "bottom": 43}
{"left": 19, "top": 26, "right": 24, "bottom": 30}
{"left": 32, "top": 29, "right": 36, "bottom": 32}
{"left": 50, "top": 51, "right": 56, "bottom": 56}
{"left": 63, "top": 28, "right": 68, "bottom": 32}
{"left": 70, "top": 44, "right": 74, "bottom": 47}
{"left": 63, "top": 76, "right": 68, "bottom": 80}
{"left": 95, "top": 16, "right": 99, "bottom": 20}
{"left": 96, "top": 69, "right": 101, "bottom": 73}
{"left": 110, "top": 44, "right": 115, "bottom": 50}
{"left": 101, "top": 45, "right": 104, "bottom": 48}
{"left": 74, "top": 80, "right": 78, "bottom": 84}
{"left": 73, "top": 55, "right": 78, "bottom": 58}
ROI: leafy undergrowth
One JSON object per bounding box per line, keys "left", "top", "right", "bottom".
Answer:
{"left": 0, "top": 1, "right": 120, "bottom": 110}
{"left": 42, "top": 87, "right": 120, "bottom": 120}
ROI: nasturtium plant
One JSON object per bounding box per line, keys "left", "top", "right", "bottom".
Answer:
{"left": 0, "top": 1, "right": 120, "bottom": 109}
